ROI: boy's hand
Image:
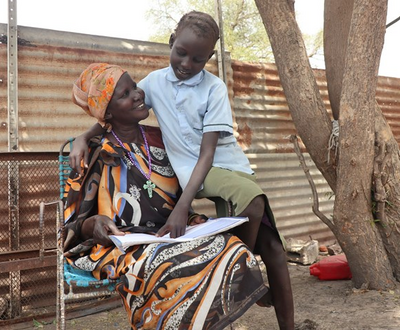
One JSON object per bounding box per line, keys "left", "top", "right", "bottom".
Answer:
{"left": 156, "top": 208, "right": 188, "bottom": 238}
{"left": 69, "top": 135, "right": 89, "bottom": 175}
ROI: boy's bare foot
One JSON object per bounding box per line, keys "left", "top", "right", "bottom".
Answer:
{"left": 256, "top": 286, "right": 273, "bottom": 307}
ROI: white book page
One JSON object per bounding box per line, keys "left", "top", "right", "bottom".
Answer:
{"left": 110, "top": 233, "right": 175, "bottom": 247}
{"left": 109, "top": 217, "right": 248, "bottom": 252}
{"left": 164, "top": 217, "right": 248, "bottom": 240}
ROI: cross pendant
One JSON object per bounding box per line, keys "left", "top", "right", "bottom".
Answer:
{"left": 143, "top": 180, "right": 156, "bottom": 198}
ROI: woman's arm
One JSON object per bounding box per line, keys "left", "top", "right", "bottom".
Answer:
{"left": 69, "top": 123, "right": 105, "bottom": 174}
{"left": 157, "top": 131, "right": 219, "bottom": 238}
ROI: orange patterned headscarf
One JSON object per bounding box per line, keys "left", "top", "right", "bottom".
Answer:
{"left": 72, "top": 63, "right": 126, "bottom": 129}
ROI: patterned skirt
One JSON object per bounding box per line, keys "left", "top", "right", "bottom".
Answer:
{"left": 67, "top": 234, "right": 268, "bottom": 330}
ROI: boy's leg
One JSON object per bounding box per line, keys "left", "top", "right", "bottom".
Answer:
{"left": 234, "top": 194, "right": 264, "bottom": 251}
{"left": 196, "top": 168, "right": 263, "bottom": 250}
{"left": 239, "top": 192, "right": 294, "bottom": 329}
{"left": 255, "top": 223, "right": 294, "bottom": 330}
{"left": 197, "top": 168, "right": 294, "bottom": 329}
{"left": 238, "top": 194, "right": 294, "bottom": 329}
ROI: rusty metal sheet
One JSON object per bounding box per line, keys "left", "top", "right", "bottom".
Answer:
{"left": 0, "top": 24, "right": 225, "bottom": 152}
{"left": 232, "top": 61, "right": 400, "bottom": 153}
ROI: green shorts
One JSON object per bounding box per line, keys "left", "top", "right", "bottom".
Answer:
{"left": 196, "top": 167, "right": 284, "bottom": 249}
{"left": 196, "top": 167, "right": 267, "bottom": 217}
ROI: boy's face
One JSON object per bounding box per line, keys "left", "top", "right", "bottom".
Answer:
{"left": 169, "top": 27, "right": 215, "bottom": 81}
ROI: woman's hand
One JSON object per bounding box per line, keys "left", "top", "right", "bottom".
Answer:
{"left": 82, "top": 215, "right": 125, "bottom": 247}
{"left": 188, "top": 214, "right": 208, "bottom": 226}
{"left": 69, "top": 134, "right": 90, "bottom": 175}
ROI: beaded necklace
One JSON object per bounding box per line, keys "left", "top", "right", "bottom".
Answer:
{"left": 111, "top": 126, "right": 156, "bottom": 198}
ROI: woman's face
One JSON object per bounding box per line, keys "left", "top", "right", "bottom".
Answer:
{"left": 106, "top": 72, "right": 149, "bottom": 125}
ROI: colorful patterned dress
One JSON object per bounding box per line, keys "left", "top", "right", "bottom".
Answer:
{"left": 63, "top": 126, "right": 268, "bottom": 330}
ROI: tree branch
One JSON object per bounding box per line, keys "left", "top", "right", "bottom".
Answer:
{"left": 290, "top": 135, "right": 336, "bottom": 232}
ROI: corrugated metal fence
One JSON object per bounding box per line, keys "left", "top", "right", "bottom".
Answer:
{"left": 0, "top": 24, "right": 399, "bottom": 324}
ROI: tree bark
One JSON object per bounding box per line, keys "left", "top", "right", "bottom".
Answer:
{"left": 332, "top": 0, "right": 394, "bottom": 289}
{"left": 255, "top": 0, "right": 397, "bottom": 289}
{"left": 325, "top": 0, "right": 400, "bottom": 281}
{"left": 323, "top": 0, "right": 353, "bottom": 120}
{"left": 373, "top": 103, "right": 400, "bottom": 280}
{"left": 254, "top": 0, "right": 337, "bottom": 190}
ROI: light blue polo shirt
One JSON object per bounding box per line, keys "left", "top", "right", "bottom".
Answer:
{"left": 138, "top": 66, "right": 253, "bottom": 189}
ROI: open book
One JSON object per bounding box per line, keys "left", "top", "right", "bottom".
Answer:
{"left": 109, "top": 216, "right": 248, "bottom": 252}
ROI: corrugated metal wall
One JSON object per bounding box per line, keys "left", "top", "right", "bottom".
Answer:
{"left": 0, "top": 24, "right": 227, "bottom": 152}
{"left": 1, "top": 23, "right": 400, "bottom": 324}
{"left": 1, "top": 23, "right": 400, "bottom": 243}
{"left": 231, "top": 61, "right": 335, "bottom": 242}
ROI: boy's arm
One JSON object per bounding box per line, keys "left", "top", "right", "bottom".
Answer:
{"left": 157, "top": 131, "right": 219, "bottom": 238}
{"left": 69, "top": 123, "right": 105, "bottom": 174}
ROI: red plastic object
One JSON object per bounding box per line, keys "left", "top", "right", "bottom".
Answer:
{"left": 309, "top": 254, "right": 352, "bottom": 280}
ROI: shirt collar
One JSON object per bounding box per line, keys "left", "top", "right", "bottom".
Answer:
{"left": 166, "top": 65, "right": 204, "bottom": 86}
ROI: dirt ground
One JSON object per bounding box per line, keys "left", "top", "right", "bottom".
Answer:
{"left": 12, "top": 258, "right": 400, "bottom": 330}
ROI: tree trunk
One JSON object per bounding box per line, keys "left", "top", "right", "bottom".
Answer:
{"left": 254, "top": 0, "right": 337, "bottom": 190}
{"left": 332, "top": 0, "right": 394, "bottom": 289}
{"left": 373, "top": 103, "right": 400, "bottom": 281}
{"left": 323, "top": 0, "right": 353, "bottom": 120}
{"left": 255, "top": 0, "right": 397, "bottom": 289}
{"left": 325, "top": 0, "right": 400, "bottom": 286}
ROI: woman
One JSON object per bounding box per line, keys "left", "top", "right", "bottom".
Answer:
{"left": 64, "top": 63, "right": 268, "bottom": 330}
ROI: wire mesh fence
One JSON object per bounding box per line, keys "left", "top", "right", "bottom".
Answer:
{"left": 0, "top": 153, "right": 117, "bottom": 327}
{"left": 0, "top": 153, "right": 59, "bottom": 325}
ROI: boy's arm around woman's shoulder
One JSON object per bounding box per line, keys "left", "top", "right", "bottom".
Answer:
{"left": 69, "top": 123, "right": 105, "bottom": 174}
